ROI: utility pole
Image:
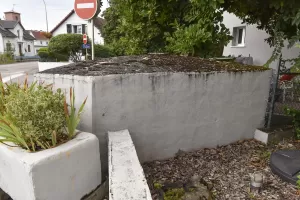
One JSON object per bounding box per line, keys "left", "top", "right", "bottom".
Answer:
{"left": 42, "top": 0, "right": 49, "bottom": 32}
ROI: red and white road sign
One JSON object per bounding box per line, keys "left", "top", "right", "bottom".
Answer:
{"left": 83, "top": 34, "right": 88, "bottom": 44}
{"left": 74, "top": 0, "right": 99, "bottom": 20}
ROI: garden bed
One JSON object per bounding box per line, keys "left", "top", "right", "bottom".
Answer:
{"left": 41, "top": 54, "right": 267, "bottom": 76}
{"left": 143, "top": 139, "right": 300, "bottom": 200}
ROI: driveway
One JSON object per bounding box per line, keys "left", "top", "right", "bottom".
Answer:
{"left": 0, "top": 62, "right": 38, "bottom": 83}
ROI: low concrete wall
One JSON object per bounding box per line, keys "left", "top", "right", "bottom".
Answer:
{"left": 35, "top": 70, "right": 272, "bottom": 173}
{"left": 108, "top": 130, "right": 152, "bottom": 200}
{"left": 0, "top": 132, "right": 101, "bottom": 200}
{"left": 38, "top": 62, "right": 71, "bottom": 72}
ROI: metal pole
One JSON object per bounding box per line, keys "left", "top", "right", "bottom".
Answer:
{"left": 42, "top": 0, "right": 49, "bottom": 32}
{"left": 267, "top": 55, "right": 282, "bottom": 129}
{"left": 91, "top": 19, "right": 95, "bottom": 60}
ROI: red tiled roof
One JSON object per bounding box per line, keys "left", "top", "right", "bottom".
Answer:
{"left": 30, "top": 30, "right": 48, "bottom": 40}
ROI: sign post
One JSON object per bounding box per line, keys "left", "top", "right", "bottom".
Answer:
{"left": 74, "top": 0, "right": 100, "bottom": 60}
{"left": 91, "top": 19, "right": 95, "bottom": 61}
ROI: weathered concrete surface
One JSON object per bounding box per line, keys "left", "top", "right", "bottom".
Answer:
{"left": 83, "top": 179, "right": 108, "bottom": 200}
{"left": 38, "top": 62, "right": 71, "bottom": 72}
{"left": 35, "top": 70, "right": 272, "bottom": 174}
{"left": 108, "top": 130, "right": 152, "bottom": 200}
{"left": 0, "top": 132, "right": 101, "bottom": 200}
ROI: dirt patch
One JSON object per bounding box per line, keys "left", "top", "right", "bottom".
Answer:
{"left": 143, "top": 139, "right": 300, "bottom": 200}
{"left": 41, "top": 54, "right": 268, "bottom": 76}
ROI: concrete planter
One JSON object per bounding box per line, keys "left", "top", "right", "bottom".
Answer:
{"left": 0, "top": 132, "right": 102, "bottom": 200}
{"left": 38, "top": 62, "right": 71, "bottom": 72}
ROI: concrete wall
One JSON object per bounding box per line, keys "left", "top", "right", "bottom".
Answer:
{"left": 38, "top": 62, "right": 72, "bottom": 72}
{"left": 0, "top": 34, "right": 3, "bottom": 53}
{"left": 52, "top": 12, "right": 104, "bottom": 45}
{"left": 223, "top": 12, "right": 300, "bottom": 69}
{"left": 108, "top": 130, "right": 152, "bottom": 200}
{"left": 35, "top": 70, "right": 271, "bottom": 173}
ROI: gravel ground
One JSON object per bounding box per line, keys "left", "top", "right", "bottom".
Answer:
{"left": 143, "top": 139, "right": 300, "bottom": 200}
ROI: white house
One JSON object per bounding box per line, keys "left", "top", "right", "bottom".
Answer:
{"left": 0, "top": 11, "right": 35, "bottom": 57}
{"left": 29, "top": 30, "right": 50, "bottom": 55}
{"left": 222, "top": 12, "right": 300, "bottom": 68}
{"left": 50, "top": 10, "right": 104, "bottom": 44}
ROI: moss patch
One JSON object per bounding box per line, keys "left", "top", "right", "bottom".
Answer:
{"left": 42, "top": 54, "right": 269, "bottom": 76}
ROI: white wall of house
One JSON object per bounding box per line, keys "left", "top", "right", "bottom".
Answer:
{"left": 52, "top": 13, "right": 104, "bottom": 44}
{"left": 3, "top": 38, "right": 17, "bottom": 54}
{"left": 34, "top": 40, "right": 49, "bottom": 55}
{"left": 24, "top": 41, "right": 35, "bottom": 57}
{"left": 223, "top": 12, "right": 300, "bottom": 69}
{"left": 0, "top": 34, "right": 4, "bottom": 53}
{"left": 2, "top": 24, "right": 35, "bottom": 57}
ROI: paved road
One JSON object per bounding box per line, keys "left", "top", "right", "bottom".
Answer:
{"left": 0, "top": 62, "right": 38, "bottom": 83}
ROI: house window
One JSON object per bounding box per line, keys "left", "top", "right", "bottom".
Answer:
{"left": 28, "top": 45, "right": 31, "bottom": 52}
{"left": 40, "top": 41, "right": 43, "bottom": 45}
{"left": 67, "top": 24, "right": 72, "bottom": 33}
{"left": 73, "top": 25, "right": 82, "bottom": 34}
{"left": 46, "top": 42, "right": 48, "bottom": 45}
{"left": 17, "top": 30, "right": 20, "bottom": 39}
{"left": 6, "top": 42, "right": 12, "bottom": 51}
{"left": 232, "top": 27, "right": 246, "bottom": 47}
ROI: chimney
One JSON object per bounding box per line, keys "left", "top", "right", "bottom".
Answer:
{"left": 4, "top": 11, "right": 21, "bottom": 22}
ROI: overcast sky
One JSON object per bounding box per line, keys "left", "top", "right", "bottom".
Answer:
{"left": 0, "top": 0, "right": 109, "bottom": 31}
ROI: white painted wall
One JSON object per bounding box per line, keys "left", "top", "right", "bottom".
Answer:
{"left": 223, "top": 12, "right": 300, "bottom": 69}
{"left": 108, "top": 130, "right": 152, "bottom": 200}
{"left": 34, "top": 40, "right": 49, "bottom": 55}
{"left": 2, "top": 24, "right": 35, "bottom": 57}
{"left": 52, "top": 12, "right": 104, "bottom": 44}
{"left": 3, "top": 37, "right": 17, "bottom": 54}
{"left": 0, "top": 34, "right": 4, "bottom": 53}
{"left": 35, "top": 70, "right": 271, "bottom": 174}
{"left": 38, "top": 62, "right": 71, "bottom": 72}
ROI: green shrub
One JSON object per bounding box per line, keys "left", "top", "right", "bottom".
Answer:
{"left": 94, "top": 45, "right": 115, "bottom": 58}
{"left": 48, "top": 34, "right": 83, "bottom": 62}
{"left": 0, "top": 77, "right": 87, "bottom": 152}
{"left": 285, "top": 107, "right": 300, "bottom": 139}
{"left": 38, "top": 47, "right": 69, "bottom": 62}
{"left": 38, "top": 47, "right": 50, "bottom": 60}
{"left": 0, "top": 53, "right": 14, "bottom": 64}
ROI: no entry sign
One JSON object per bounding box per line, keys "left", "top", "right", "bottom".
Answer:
{"left": 74, "top": 0, "right": 99, "bottom": 20}
{"left": 83, "top": 34, "right": 88, "bottom": 44}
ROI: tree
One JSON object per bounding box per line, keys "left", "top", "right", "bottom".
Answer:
{"left": 219, "top": 0, "right": 300, "bottom": 65}
{"left": 94, "top": 44, "right": 115, "bottom": 58}
{"left": 102, "top": 0, "right": 231, "bottom": 57}
{"left": 48, "top": 34, "right": 83, "bottom": 62}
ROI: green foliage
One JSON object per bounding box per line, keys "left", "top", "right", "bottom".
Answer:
{"left": 153, "top": 182, "right": 163, "bottom": 189}
{"left": 0, "top": 78, "right": 66, "bottom": 151}
{"left": 102, "top": 0, "right": 231, "bottom": 56}
{"left": 94, "top": 44, "right": 115, "bottom": 58}
{"left": 297, "top": 175, "right": 300, "bottom": 190}
{"left": 0, "top": 53, "right": 14, "bottom": 65}
{"left": 164, "top": 188, "right": 185, "bottom": 200}
{"left": 38, "top": 47, "right": 69, "bottom": 62}
{"left": 64, "top": 88, "right": 87, "bottom": 139}
{"left": 48, "top": 34, "right": 83, "bottom": 62}
{"left": 0, "top": 77, "right": 86, "bottom": 152}
{"left": 38, "top": 47, "right": 50, "bottom": 60}
{"left": 285, "top": 107, "right": 300, "bottom": 140}
{"left": 219, "top": 0, "right": 300, "bottom": 66}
